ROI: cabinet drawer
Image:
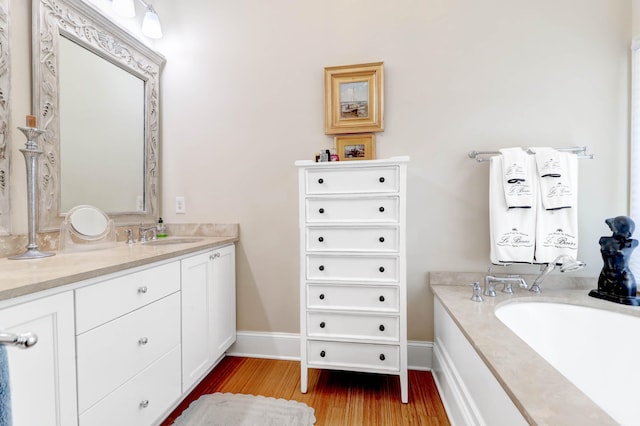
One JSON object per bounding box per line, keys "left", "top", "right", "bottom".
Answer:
{"left": 79, "top": 346, "right": 181, "bottom": 426}
{"left": 307, "top": 311, "right": 399, "bottom": 341}
{"left": 76, "top": 261, "right": 180, "bottom": 334}
{"left": 77, "top": 293, "right": 180, "bottom": 413}
{"left": 305, "top": 166, "right": 399, "bottom": 194}
{"left": 306, "top": 197, "right": 398, "bottom": 223}
{"left": 307, "top": 255, "right": 398, "bottom": 282}
{"left": 307, "top": 284, "right": 399, "bottom": 312}
{"left": 307, "top": 340, "right": 399, "bottom": 372}
{"left": 306, "top": 226, "right": 398, "bottom": 252}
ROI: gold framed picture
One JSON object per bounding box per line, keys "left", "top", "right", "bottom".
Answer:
{"left": 335, "top": 134, "right": 376, "bottom": 161}
{"left": 324, "top": 62, "right": 384, "bottom": 135}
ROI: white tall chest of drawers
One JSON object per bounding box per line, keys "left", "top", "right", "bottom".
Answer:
{"left": 296, "top": 156, "right": 409, "bottom": 403}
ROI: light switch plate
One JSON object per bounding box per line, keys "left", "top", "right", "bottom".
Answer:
{"left": 176, "top": 196, "right": 186, "bottom": 214}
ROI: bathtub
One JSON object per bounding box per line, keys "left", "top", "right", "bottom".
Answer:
{"left": 496, "top": 302, "right": 640, "bottom": 426}
{"left": 430, "top": 275, "right": 622, "bottom": 425}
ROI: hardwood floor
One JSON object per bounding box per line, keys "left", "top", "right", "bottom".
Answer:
{"left": 161, "top": 356, "right": 450, "bottom": 425}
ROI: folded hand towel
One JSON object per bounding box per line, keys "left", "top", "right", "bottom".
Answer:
{"left": 490, "top": 155, "right": 536, "bottom": 264}
{"left": 533, "top": 148, "right": 576, "bottom": 210}
{"left": 534, "top": 155, "right": 578, "bottom": 263}
{"left": 499, "top": 147, "right": 533, "bottom": 208}
{"left": 0, "top": 345, "right": 11, "bottom": 426}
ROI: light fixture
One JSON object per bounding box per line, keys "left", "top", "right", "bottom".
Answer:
{"left": 112, "top": 0, "right": 163, "bottom": 39}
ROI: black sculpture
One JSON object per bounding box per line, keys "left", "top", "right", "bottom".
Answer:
{"left": 589, "top": 216, "right": 640, "bottom": 305}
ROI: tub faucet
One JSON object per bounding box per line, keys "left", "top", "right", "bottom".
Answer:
{"left": 139, "top": 225, "right": 157, "bottom": 243}
{"left": 484, "top": 274, "right": 528, "bottom": 297}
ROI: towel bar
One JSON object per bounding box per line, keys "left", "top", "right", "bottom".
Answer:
{"left": 0, "top": 331, "right": 38, "bottom": 349}
{"left": 468, "top": 147, "right": 594, "bottom": 163}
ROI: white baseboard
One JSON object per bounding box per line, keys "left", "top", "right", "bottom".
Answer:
{"left": 227, "top": 331, "right": 433, "bottom": 370}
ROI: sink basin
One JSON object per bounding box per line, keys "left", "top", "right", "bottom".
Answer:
{"left": 142, "top": 237, "right": 203, "bottom": 246}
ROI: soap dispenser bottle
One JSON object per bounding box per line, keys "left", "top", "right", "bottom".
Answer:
{"left": 156, "top": 217, "right": 167, "bottom": 238}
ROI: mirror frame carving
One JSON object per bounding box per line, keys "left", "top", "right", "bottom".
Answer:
{"left": 33, "top": 0, "right": 165, "bottom": 231}
{"left": 0, "top": 0, "right": 9, "bottom": 235}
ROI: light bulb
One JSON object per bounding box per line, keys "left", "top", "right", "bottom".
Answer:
{"left": 112, "top": 0, "right": 136, "bottom": 18}
{"left": 141, "top": 7, "right": 163, "bottom": 39}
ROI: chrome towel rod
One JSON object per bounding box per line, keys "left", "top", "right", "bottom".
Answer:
{"left": 0, "top": 331, "right": 38, "bottom": 349}
{"left": 468, "top": 146, "right": 594, "bottom": 163}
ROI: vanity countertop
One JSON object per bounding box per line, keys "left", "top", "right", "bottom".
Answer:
{"left": 431, "top": 281, "right": 618, "bottom": 425}
{"left": 0, "top": 236, "right": 237, "bottom": 303}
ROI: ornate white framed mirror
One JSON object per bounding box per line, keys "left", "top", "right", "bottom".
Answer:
{"left": 0, "top": 0, "right": 9, "bottom": 236}
{"left": 33, "top": 0, "right": 165, "bottom": 231}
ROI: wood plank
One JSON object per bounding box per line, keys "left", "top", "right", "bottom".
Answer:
{"left": 161, "top": 356, "right": 450, "bottom": 425}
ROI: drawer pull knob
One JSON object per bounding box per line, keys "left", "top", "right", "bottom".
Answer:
{"left": 379, "top": 177, "right": 385, "bottom": 183}
{"left": 138, "top": 286, "right": 148, "bottom": 294}
{"left": 319, "top": 265, "right": 325, "bottom": 271}
{"left": 138, "top": 337, "right": 149, "bottom": 346}
{"left": 320, "top": 321, "right": 326, "bottom": 328}
{"left": 210, "top": 252, "right": 221, "bottom": 260}
{"left": 319, "top": 208, "right": 325, "bottom": 214}
{"left": 379, "top": 206, "right": 385, "bottom": 213}
{"left": 320, "top": 350, "right": 326, "bottom": 357}
{"left": 379, "top": 295, "right": 385, "bottom": 302}
{"left": 318, "top": 236, "right": 324, "bottom": 242}
{"left": 379, "top": 324, "right": 385, "bottom": 332}
{"left": 318, "top": 178, "right": 324, "bottom": 184}
{"left": 319, "top": 294, "right": 325, "bottom": 300}
{"left": 379, "top": 354, "right": 386, "bottom": 361}
{"left": 379, "top": 266, "right": 385, "bottom": 273}
{"left": 139, "top": 400, "right": 150, "bottom": 409}
{"left": 379, "top": 237, "right": 385, "bottom": 243}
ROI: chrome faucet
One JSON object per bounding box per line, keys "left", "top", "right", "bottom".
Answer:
{"left": 484, "top": 274, "right": 528, "bottom": 297}
{"left": 139, "top": 225, "right": 157, "bottom": 243}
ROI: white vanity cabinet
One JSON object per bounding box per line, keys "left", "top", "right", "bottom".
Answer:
{"left": 296, "top": 157, "right": 409, "bottom": 403}
{"left": 0, "top": 292, "right": 78, "bottom": 426}
{"left": 75, "top": 261, "right": 182, "bottom": 426}
{"left": 181, "top": 244, "right": 236, "bottom": 392}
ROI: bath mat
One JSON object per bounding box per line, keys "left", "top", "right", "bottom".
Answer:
{"left": 172, "top": 392, "right": 316, "bottom": 426}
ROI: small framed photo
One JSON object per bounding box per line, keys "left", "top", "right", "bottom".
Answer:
{"left": 324, "top": 62, "right": 384, "bottom": 135}
{"left": 335, "top": 134, "right": 376, "bottom": 161}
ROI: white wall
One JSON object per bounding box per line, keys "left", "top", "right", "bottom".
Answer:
{"left": 154, "top": 0, "right": 631, "bottom": 341}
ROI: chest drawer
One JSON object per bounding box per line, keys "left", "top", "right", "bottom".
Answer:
{"left": 307, "top": 255, "right": 398, "bottom": 282}
{"left": 307, "top": 284, "right": 399, "bottom": 312}
{"left": 306, "top": 197, "right": 398, "bottom": 223}
{"left": 307, "top": 311, "right": 399, "bottom": 341}
{"left": 76, "top": 261, "right": 180, "bottom": 334}
{"left": 76, "top": 293, "right": 180, "bottom": 413}
{"left": 79, "top": 346, "right": 181, "bottom": 426}
{"left": 306, "top": 226, "right": 398, "bottom": 252}
{"left": 307, "top": 340, "right": 400, "bottom": 372}
{"left": 306, "top": 166, "right": 399, "bottom": 194}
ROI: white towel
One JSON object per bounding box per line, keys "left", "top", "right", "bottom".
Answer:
{"left": 534, "top": 154, "right": 579, "bottom": 263}
{"left": 533, "top": 148, "right": 576, "bottom": 210}
{"left": 490, "top": 155, "right": 536, "bottom": 264}
{"left": 499, "top": 147, "right": 533, "bottom": 208}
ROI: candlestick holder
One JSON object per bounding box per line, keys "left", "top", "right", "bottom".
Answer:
{"left": 9, "top": 126, "right": 55, "bottom": 260}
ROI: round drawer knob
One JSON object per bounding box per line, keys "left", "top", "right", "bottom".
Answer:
{"left": 319, "top": 294, "right": 325, "bottom": 300}
{"left": 319, "top": 208, "right": 325, "bottom": 214}
{"left": 318, "top": 178, "right": 324, "bottom": 184}
{"left": 319, "top": 265, "right": 325, "bottom": 271}
{"left": 320, "top": 322, "right": 326, "bottom": 328}
{"left": 379, "top": 266, "right": 385, "bottom": 273}
{"left": 139, "top": 400, "right": 149, "bottom": 409}
{"left": 379, "top": 206, "right": 385, "bottom": 213}
{"left": 138, "top": 286, "right": 148, "bottom": 294}
{"left": 379, "top": 237, "right": 385, "bottom": 243}
{"left": 379, "top": 295, "right": 385, "bottom": 302}
{"left": 138, "top": 337, "right": 149, "bottom": 346}
{"left": 379, "top": 324, "right": 385, "bottom": 332}
{"left": 379, "top": 354, "right": 386, "bottom": 361}
{"left": 320, "top": 350, "right": 326, "bottom": 358}
{"left": 379, "top": 177, "right": 385, "bottom": 183}
{"left": 318, "top": 236, "right": 324, "bottom": 242}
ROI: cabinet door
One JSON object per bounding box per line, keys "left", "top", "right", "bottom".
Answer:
{"left": 0, "top": 292, "right": 78, "bottom": 426}
{"left": 181, "top": 251, "right": 215, "bottom": 392}
{"left": 211, "top": 244, "right": 236, "bottom": 361}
